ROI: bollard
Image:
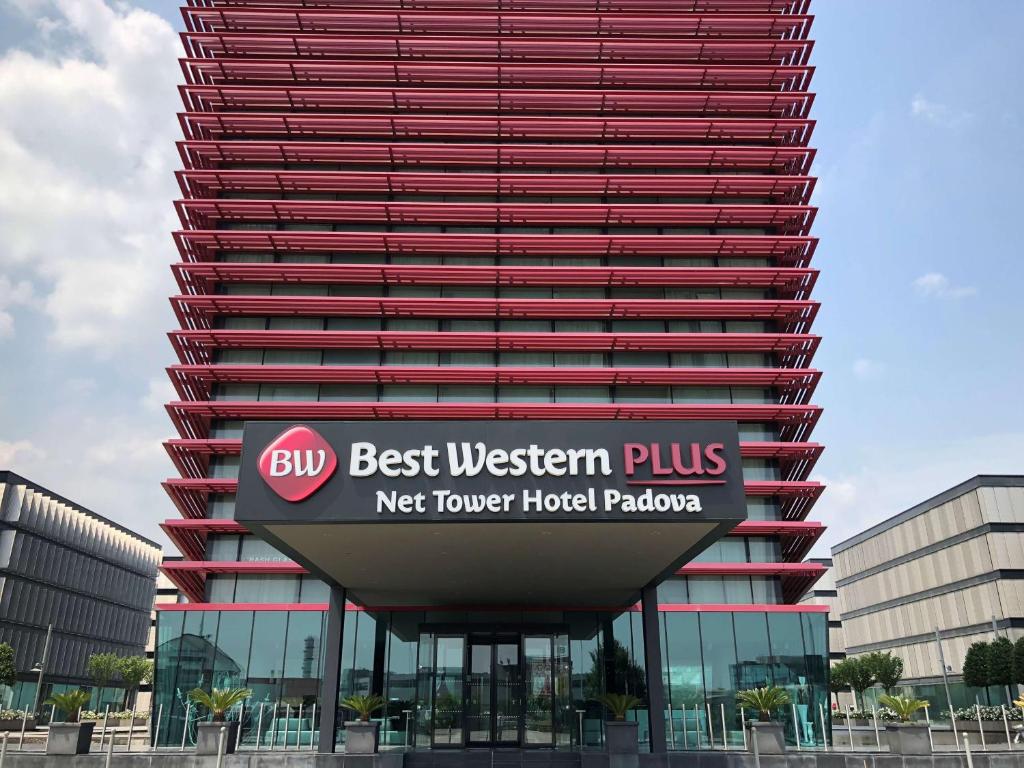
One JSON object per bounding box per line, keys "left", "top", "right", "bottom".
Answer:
{"left": 720, "top": 703, "right": 728, "bottom": 750}
{"left": 964, "top": 734, "right": 974, "bottom": 768}
{"left": 751, "top": 723, "right": 761, "bottom": 768}
{"left": 216, "top": 725, "right": 227, "bottom": 768}
{"left": 296, "top": 703, "right": 303, "bottom": 750}
{"left": 694, "top": 704, "right": 701, "bottom": 749}
{"left": 17, "top": 711, "right": 27, "bottom": 752}
{"left": 181, "top": 700, "right": 192, "bottom": 751}
{"left": 104, "top": 723, "right": 115, "bottom": 768}
{"left": 284, "top": 704, "right": 291, "bottom": 750}
{"left": 1, "top": 731, "right": 8, "bottom": 768}
{"left": 126, "top": 711, "right": 136, "bottom": 752}
{"left": 976, "top": 704, "right": 986, "bottom": 750}
{"left": 310, "top": 704, "right": 317, "bottom": 751}
{"left": 576, "top": 709, "right": 585, "bottom": 749}
{"left": 1003, "top": 706, "right": 1012, "bottom": 751}
{"left": 792, "top": 703, "right": 801, "bottom": 750}
{"left": 706, "top": 702, "right": 715, "bottom": 749}
{"left": 100, "top": 705, "right": 110, "bottom": 749}
{"left": 740, "top": 708, "right": 747, "bottom": 751}
{"left": 872, "top": 706, "right": 880, "bottom": 750}
{"left": 819, "top": 703, "right": 830, "bottom": 751}
{"left": 236, "top": 701, "right": 245, "bottom": 751}
{"left": 269, "top": 702, "right": 277, "bottom": 750}
{"left": 155, "top": 703, "right": 164, "bottom": 749}
{"left": 255, "top": 703, "right": 265, "bottom": 751}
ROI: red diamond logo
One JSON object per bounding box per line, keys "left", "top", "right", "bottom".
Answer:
{"left": 257, "top": 425, "right": 337, "bottom": 502}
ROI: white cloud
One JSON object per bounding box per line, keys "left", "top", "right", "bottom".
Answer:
{"left": 0, "top": 0, "right": 179, "bottom": 355}
{"left": 913, "top": 272, "right": 977, "bottom": 299}
{"left": 0, "top": 439, "right": 46, "bottom": 467}
{"left": 1, "top": 405, "right": 172, "bottom": 544}
{"left": 142, "top": 376, "right": 176, "bottom": 412}
{"left": 910, "top": 94, "right": 973, "bottom": 128}
{"left": 0, "top": 275, "right": 36, "bottom": 338}
{"left": 851, "top": 358, "right": 885, "bottom": 381}
{"left": 811, "top": 431, "right": 1024, "bottom": 556}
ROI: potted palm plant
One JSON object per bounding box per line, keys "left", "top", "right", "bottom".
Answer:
{"left": 187, "top": 687, "right": 251, "bottom": 755}
{"left": 596, "top": 693, "right": 643, "bottom": 755}
{"left": 341, "top": 694, "right": 385, "bottom": 754}
{"left": 878, "top": 694, "right": 930, "bottom": 754}
{"left": 45, "top": 690, "right": 95, "bottom": 755}
{"left": 736, "top": 686, "right": 790, "bottom": 754}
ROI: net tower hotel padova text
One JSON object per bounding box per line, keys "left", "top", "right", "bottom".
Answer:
{"left": 158, "top": 0, "right": 829, "bottom": 753}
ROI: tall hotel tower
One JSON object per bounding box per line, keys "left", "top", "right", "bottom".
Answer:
{"left": 159, "top": 0, "right": 828, "bottom": 754}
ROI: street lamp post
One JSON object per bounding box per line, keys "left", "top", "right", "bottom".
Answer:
{"left": 30, "top": 624, "right": 54, "bottom": 718}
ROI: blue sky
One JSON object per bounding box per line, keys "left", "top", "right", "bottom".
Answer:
{"left": 0, "top": 0, "right": 1021, "bottom": 552}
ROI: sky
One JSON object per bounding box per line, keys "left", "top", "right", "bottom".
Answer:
{"left": 0, "top": 0, "right": 1021, "bottom": 555}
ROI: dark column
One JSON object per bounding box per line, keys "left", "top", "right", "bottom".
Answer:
{"left": 318, "top": 585, "right": 346, "bottom": 753}
{"left": 371, "top": 613, "right": 388, "bottom": 697}
{"left": 640, "top": 585, "right": 666, "bottom": 754}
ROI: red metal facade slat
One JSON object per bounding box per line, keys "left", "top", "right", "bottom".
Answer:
{"left": 164, "top": 0, "right": 824, "bottom": 608}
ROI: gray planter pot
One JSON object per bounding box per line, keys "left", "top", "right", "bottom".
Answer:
{"left": 196, "top": 721, "right": 239, "bottom": 755}
{"left": 748, "top": 721, "right": 785, "bottom": 754}
{"left": 605, "top": 720, "right": 639, "bottom": 754}
{"left": 47, "top": 721, "right": 95, "bottom": 755}
{"left": 885, "top": 723, "right": 931, "bottom": 754}
{"left": 345, "top": 721, "right": 380, "bottom": 754}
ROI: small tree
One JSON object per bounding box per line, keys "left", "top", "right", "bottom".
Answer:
{"left": 188, "top": 688, "right": 251, "bottom": 722}
{"left": 847, "top": 656, "right": 876, "bottom": 712}
{"left": 962, "top": 642, "right": 991, "bottom": 690}
{"left": 118, "top": 656, "right": 153, "bottom": 710}
{"left": 86, "top": 653, "right": 121, "bottom": 709}
{"left": 1012, "top": 637, "right": 1024, "bottom": 687}
{"left": 878, "top": 694, "right": 928, "bottom": 723}
{"left": 829, "top": 658, "right": 853, "bottom": 709}
{"left": 595, "top": 693, "right": 643, "bottom": 721}
{"left": 736, "top": 686, "right": 791, "bottom": 722}
{"left": 0, "top": 643, "right": 16, "bottom": 689}
{"left": 865, "top": 651, "right": 904, "bottom": 694}
{"left": 988, "top": 637, "right": 1015, "bottom": 704}
{"left": 45, "top": 690, "right": 91, "bottom": 723}
{"left": 340, "top": 693, "right": 385, "bottom": 723}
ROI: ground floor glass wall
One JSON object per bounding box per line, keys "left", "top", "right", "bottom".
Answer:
{"left": 661, "top": 610, "right": 830, "bottom": 749}
{"left": 153, "top": 608, "right": 829, "bottom": 750}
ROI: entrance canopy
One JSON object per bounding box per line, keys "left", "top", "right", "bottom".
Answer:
{"left": 236, "top": 420, "right": 746, "bottom": 607}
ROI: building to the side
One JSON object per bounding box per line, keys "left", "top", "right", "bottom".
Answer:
{"left": 798, "top": 558, "right": 845, "bottom": 662}
{"left": 158, "top": 0, "right": 830, "bottom": 754}
{"left": 135, "top": 562, "right": 183, "bottom": 714}
{"left": 832, "top": 475, "right": 1024, "bottom": 709}
{"left": 0, "top": 471, "right": 162, "bottom": 713}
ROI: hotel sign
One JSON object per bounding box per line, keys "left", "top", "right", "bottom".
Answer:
{"left": 237, "top": 420, "right": 746, "bottom": 525}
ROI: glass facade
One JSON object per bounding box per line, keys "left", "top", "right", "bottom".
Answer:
{"left": 154, "top": 608, "right": 829, "bottom": 749}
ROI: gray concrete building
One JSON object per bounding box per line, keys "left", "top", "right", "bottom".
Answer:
{"left": 831, "top": 475, "right": 1024, "bottom": 708}
{"left": 798, "top": 557, "right": 846, "bottom": 661}
{"left": 0, "top": 471, "right": 162, "bottom": 712}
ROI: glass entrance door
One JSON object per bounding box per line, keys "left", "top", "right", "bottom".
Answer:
{"left": 467, "top": 636, "right": 521, "bottom": 746}
{"left": 424, "top": 629, "right": 568, "bottom": 749}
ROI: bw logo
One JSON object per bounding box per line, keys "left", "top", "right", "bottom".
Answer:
{"left": 257, "top": 425, "right": 337, "bottom": 502}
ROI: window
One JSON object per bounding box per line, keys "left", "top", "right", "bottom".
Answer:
{"left": 240, "top": 537, "right": 288, "bottom": 562}
{"left": 206, "top": 535, "right": 240, "bottom": 561}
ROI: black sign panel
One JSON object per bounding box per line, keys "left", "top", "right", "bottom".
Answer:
{"left": 236, "top": 420, "right": 746, "bottom": 526}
